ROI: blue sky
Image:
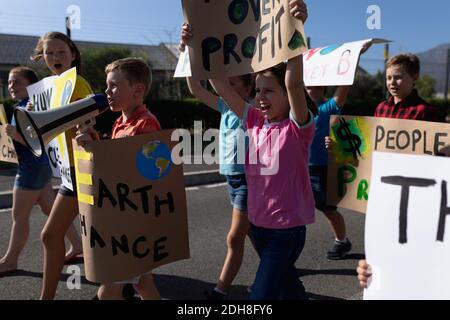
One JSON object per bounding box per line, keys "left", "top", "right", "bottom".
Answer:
{"left": 0, "top": 0, "right": 449, "bottom": 73}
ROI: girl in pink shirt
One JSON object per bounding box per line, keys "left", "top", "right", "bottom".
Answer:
{"left": 209, "top": 0, "right": 314, "bottom": 300}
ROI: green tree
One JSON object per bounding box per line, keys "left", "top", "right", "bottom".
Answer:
{"left": 347, "top": 71, "right": 385, "bottom": 101}
{"left": 80, "top": 47, "right": 136, "bottom": 93}
{"left": 416, "top": 74, "right": 436, "bottom": 98}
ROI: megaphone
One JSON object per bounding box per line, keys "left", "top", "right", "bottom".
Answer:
{"left": 14, "top": 94, "right": 109, "bottom": 157}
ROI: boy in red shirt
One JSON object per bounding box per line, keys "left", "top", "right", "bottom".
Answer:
{"left": 77, "top": 57, "right": 161, "bottom": 299}
{"left": 374, "top": 53, "right": 440, "bottom": 122}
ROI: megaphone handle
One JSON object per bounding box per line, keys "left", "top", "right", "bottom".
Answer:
{"left": 78, "top": 117, "right": 96, "bottom": 133}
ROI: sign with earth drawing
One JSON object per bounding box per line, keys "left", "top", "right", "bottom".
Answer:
{"left": 327, "top": 116, "right": 450, "bottom": 213}
{"left": 181, "top": 0, "right": 308, "bottom": 79}
{"left": 72, "top": 130, "right": 190, "bottom": 283}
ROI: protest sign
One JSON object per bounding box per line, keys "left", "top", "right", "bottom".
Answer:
{"left": 73, "top": 130, "right": 190, "bottom": 283}
{"left": 303, "top": 38, "right": 390, "bottom": 86}
{"left": 26, "top": 68, "right": 77, "bottom": 190}
{"left": 182, "top": 0, "right": 308, "bottom": 79}
{"left": 327, "top": 116, "right": 450, "bottom": 213}
{"left": 364, "top": 152, "right": 450, "bottom": 299}
{"left": 0, "top": 125, "right": 18, "bottom": 163}
{"left": 0, "top": 104, "right": 17, "bottom": 163}
{"left": 0, "top": 104, "right": 8, "bottom": 125}
{"left": 174, "top": 50, "right": 192, "bottom": 78}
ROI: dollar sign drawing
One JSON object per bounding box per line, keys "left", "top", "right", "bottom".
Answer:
{"left": 336, "top": 118, "right": 362, "bottom": 159}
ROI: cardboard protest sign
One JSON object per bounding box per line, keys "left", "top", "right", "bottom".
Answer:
{"left": 303, "top": 38, "right": 390, "bottom": 86}
{"left": 0, "top": 104, "right": 8, "bottom": 125}
{"left": 0, "top": 125, "right": 18, "bottom": 163}
{"left": 182, "top": 0, "right": 308, "bottom": 79}
{"left": 73, "top": 130, "right": 190, "bottom": 283}
{"left": 26, "top": 68, "right": 77, "bottom": 190}
{"left": 364, "top": 152, "right": 450, "bottom": 300}
{"left": 327, "top": 116, "right": 450, "bottom": 213}
{"left": 0, "top": 104, "right": 17, "bottom": 163}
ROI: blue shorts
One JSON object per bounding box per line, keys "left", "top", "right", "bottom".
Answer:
{"left": 58, "top": 167, "right": 77, "bottom": 197}
{"left": 15, "top": 163, "right": 53, "bottom": 191}
{"left": 225, "top": 174, "right": 248, "bottom": 212}
{"left": 309, "top": 165, "right": 337, "bottom": 212}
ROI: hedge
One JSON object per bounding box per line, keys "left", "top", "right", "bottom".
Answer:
{"left": 1, "top": 97, "right": 449, "bottom": 137}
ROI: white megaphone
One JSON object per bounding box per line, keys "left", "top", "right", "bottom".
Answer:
{"left": 14, "top": 94, "right": 109, "bottom": 157}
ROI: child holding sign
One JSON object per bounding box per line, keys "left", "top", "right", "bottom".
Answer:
{"left": 76, "top": 58, "right": 161, "bottom": 300}
{"left": 199, "top": 0, "right": 314, "bottom": 299}
{"left": 307, "top": 85, "right": 353, "bottom": 259}
{"left": 306, "top": 42, "right": 372, "bottom": 260}
{"left": 180, "top": 26, "right": 255, "bottom": 299}
{"left": 29, "top": 32, "right": 93, "bottom": 299}
{"left": 354, "top": 53, "right": 441, "bottom": 289}
{"left": 0, "top": 67, "right": 80, "bottom": 277}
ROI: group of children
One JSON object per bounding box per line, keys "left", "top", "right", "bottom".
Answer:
{"left": 1, "top": 31, "right": 162, "bottom": 300}
{"left": 0, "top": 0, "right": 443, "bottom": 299}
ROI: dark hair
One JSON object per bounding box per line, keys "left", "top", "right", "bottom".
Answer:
{"left": 105, "top": 57, "right": 152, "bottom": 96}
{"left": 257, "top": 63, "right": 317, "bottom": 115}
{"left": 238, "top": 73, "right": 255, "bottom": 99}
{"left": 9, "top": 66, "right": 39, "bottom": 85}
{"left": 386, "top": 53, "right": 420, "bottom": 77}
{"left": 31, "top": 31, "right": 81, "bottom": 71}
{"left": 258, "top": 62, "right": 287, "bottom": 91}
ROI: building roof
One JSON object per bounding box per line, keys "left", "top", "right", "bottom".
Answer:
{"left": 0, "top": 33, "right": 178, "bottom": 71}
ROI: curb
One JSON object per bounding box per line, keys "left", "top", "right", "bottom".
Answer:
{"left": 0, "top": 170, "right": 225, "bottom": 210}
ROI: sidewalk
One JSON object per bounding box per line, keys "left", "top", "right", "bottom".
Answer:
{"left": 0, "top": 162, "right": 225, "bottom": 209}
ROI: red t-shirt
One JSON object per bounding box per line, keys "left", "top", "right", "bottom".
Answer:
{"left": 374, "top": 90, "right": 440, "bottom": 122}
{"left": 111, "top": 105, "right": 161, "bottom": 139}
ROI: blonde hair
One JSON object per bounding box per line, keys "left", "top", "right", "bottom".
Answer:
{"left": 105, "top": 58, "right": 152, "bottom": 96}
{"left": 31, "top": 32, "right": 82, "bottom": 71}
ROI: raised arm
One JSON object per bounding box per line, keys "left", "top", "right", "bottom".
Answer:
{"left": 334, "top": 86, "right": 350, "bottom": 108}
{"left": 333, "top": 41, "right": 373, "bottom": 108}
{"left": 285, "top": 55, "right": 309, "bottom": 125}
{"left": 209, "top": 79, "right": 246, "bottom": 119}
{"left": 285, "top": 0, "right": 309, "bottom": 125}
{"left": 186, "top": 77, "right": 219, "bottom": 111}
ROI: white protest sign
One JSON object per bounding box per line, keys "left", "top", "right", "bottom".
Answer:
{"left": 364, "top": 152, "right": 450, "bottom": 300}
{"left": 174, "top": 50, "right": 192, "bottom": 78}
{"left": 304, "top": 38, "right": 390, "bottom": 86}
{"left": 26, "top": 68, "right": 77, "bottom": 190}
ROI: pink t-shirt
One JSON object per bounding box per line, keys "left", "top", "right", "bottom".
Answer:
{"left": 244, "top": 107, "right": 315, "bottom": 229}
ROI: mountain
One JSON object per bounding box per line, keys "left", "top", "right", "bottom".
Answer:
{"left": 416, "top": 43, "right": 450, "bottom": 94}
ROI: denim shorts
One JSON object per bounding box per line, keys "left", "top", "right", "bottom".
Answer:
{"left": 309, "top": 165, "right": 337, "bottom": 212}
{"left": 225, "top": 174, "right": 248, "bottom": 212}
{"left": 58, "top": 167, "right": 77, "bottom": 197}
{"left": 15, "top": 163, "right": 53, "bottom": 191}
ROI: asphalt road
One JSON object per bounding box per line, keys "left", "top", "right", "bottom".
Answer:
{"left": 0, "top": 183, "right": 365, "bottom": 300}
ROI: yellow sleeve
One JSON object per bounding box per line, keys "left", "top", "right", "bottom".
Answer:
{"left": 66, "top": 75, "right": 93, "bottom": 167}
{"left": 71, "top": 75, "right": 93, "bottom": 102}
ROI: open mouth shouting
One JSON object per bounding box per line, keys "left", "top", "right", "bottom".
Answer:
{"left": 259, "top": 104, "right": 271, "bottom": 114}
{"left": 54, "top": 63, "right": 63, "bottom": 71}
